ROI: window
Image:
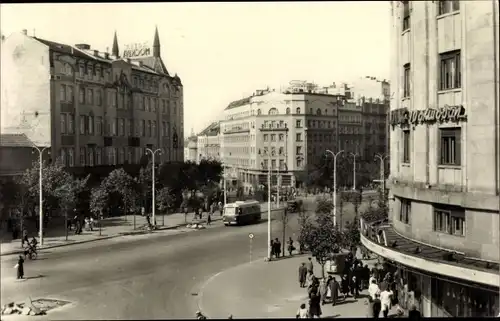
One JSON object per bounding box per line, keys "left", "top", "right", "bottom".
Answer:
{"left": 434, "top": 207, "right": 465, "bottom": 236}
{"left": 112, "top": 118, "right": 117, "bottom": 136}
{"left": 271, "top": 159, "right": 276, "bottom": 169}
{"left": 279, "top": 147, "right": 284, "bottom": 155}
{"left": 67, "top": 86, "right": 73, "bottom": 102}
{"left": 440, "top": 51, "right": 461, "bottom": 90}
{"left": 296, "top": 159, "right": 303, "bottom": 168}
{"left": 152, "top": 98, "right": 157, "bottom": 113}
{"left": 60, "top": 114, "right": 67, "bottom": 134}
{"left": 152, "top": 121, "right": 157, "bottom": 137}
{"left": 439, "top": 128, "right": 461, "bottom": 166}
{"left": 268, "top": 108, "right": 278, "bottom": 115}
{"left": 60, "top": 149, "right": 66, "bottom": 166}
{"left": 79, "top": 87, "right": 85, "bottom": 104}
{"left": 279, "top": 134, "right": 284, "bottom": 141}
{"left": 80, "top": 147, "right": 86, "bottom": 166}
{"left": 286, "top": 107, "right": 290, "bottom": 114}
{"left": 79, "top": 65, "right": 84, "bottom": 78}
{"left": 119, "top": 148, "right": 125, "bottom": 164}
{"left": 402, "top": 1, "right": 410, "bottom": 31}
{"left": 296, "top": 120, "right": 302, "bottom": 128}
{"left": 96, "top": 148, "right": 102, "bottom": 165}
{"left": 296, "top": 107, "right": 301, "bottom": 114}
{"left": 68, "top": 148, "right": 74, "bottom": 167}
{"left": 271, "top": 134, "right": 276, "bottom": 142}
{"left": 87, "top": 89, "right": 93, "bottom": 105}
{"left": 145, "top": 97, "right": 150, "bottom": 112}
{"left": 264, "top": 134, "right": 268, "bottom": 142}
{"left": 96, "top": 90, "right": 102, "bottom": 106}
{"left": 68, "top": 114, "right": 74, "bottom": 134}
{"left": 96, "top": 116, "right": 103, "bottom": 135}
{"left": 128, "top": 119, "right": 133, "bottom": 136}
{"left": 147, "top": 120, "right": 152, "bottom": 137}
{"left": 296, "top": 133, "right": 302, "bottom": 142}
{"left": 438, "top": 0, "right": 459, "bottom": 15}
{"left": 118, "top": 118, "right": 125, "bottom": 136}
{"left": 403, "top": 63, "right": 411, "bottom": 97}
{"left": 316, "top": 108, "right": 321, "bottom": 116}
{"left": 257, "top": 109, "right": 262, "bottom": 115}
{"left": 65, "top": 63, "right": 72, "bottom": 75}
{"left": 60, "top": 85, "right": 66, "bottom": 101}
{"left": 140, "top": 120, "right": 145, "bottom": 136}
{"left": 296, "top": 146, "right": 302, "bottom": 155}
{"left": 127, "top": 148, "right": 133, "bottom": 164}
{"left": 88, "top": 116, "right": 94, "bottom": 135}
{"left": 162, "top": 121, "right": 167, "bottom": 137}
{"left": 88, "top": 148, "right": 94, "bottom": 167}
{"left": 399, "top": 198, "right": 411, "bottom": 224}
{"left": 79, "top": 115, "right": 86, "bottom": 135}
{"left": 403, "top": 129, "right": 411, "bottom": 163}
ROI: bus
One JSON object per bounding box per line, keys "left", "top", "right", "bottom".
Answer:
{"left": 223, "top": 200, "right": 261, "bottom": 226}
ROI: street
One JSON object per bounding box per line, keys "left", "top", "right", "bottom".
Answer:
{"left": 1, "top": 213, "right": 299, "bottom": 319}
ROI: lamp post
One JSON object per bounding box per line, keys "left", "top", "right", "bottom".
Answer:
{"left": 375, "top": 153, "right": 389, "bottom": 204}
{"left": 223, "top": 164, "right": 227, "bottom": 206}
{"left": 32, "top": 146, "right": 50, "bottom": 246}
{"left": 325, "top": 149, "right": 344, "bottom": 227}
{"left": 350, "top": 152, "right": 358, "bottom": 190}
{"left": 145, "top": 148, "right": 162, "bottom": 227}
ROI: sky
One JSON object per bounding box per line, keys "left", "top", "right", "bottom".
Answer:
{"left": 1, "top": 2, "right": 391, "bottom": 137}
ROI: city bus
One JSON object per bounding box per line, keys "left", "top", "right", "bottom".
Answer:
{"left": 223, "top": 200, "right": 261, "bottom": 226}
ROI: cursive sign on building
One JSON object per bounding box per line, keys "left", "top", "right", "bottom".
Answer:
{"left": 390, "top": 105, "right": 467, "bottom": 128}
{"left": 123, "top": 42, "right": 152, "bottom": 58}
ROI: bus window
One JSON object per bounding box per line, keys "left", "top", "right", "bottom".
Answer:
{"left": 225, "top": 207, "right": 236, "bottom": 215}
{"left": 238, "top": 208, "right": 243, "bottom": 215}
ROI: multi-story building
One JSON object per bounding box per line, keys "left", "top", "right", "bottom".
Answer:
{"left": 196, "top": 122, "right": 221, "bottom": 162}
{"left": 1, "top": 28, "right": 184, "bottom": 168}
{"left": 220, "top": 88, "right": 342, "bottom": 192}
{"left": 184, "top": 134, "right": 198, "bottom": 163}
{"left": 361, "top": 0, "right": 499, "bottom": 317}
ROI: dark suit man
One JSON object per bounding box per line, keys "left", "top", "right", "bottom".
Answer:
{"left": 298, "top": 263, "right": 308, "bottom": 288}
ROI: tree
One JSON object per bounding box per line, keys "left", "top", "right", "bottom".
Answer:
{"left": 343, "top": 220, "right": 361, "bottom": 252}
{"left": 54, "top": 175, "right": 89, "bottom": 239}
{"left": 89, "top": 185, "right": 108, "bottom": 218}
{"left": 156, "top": 187, "right": 176, "bottom": 214}
{"left": 99, "top": 168, "right": 138, "bottom": 217}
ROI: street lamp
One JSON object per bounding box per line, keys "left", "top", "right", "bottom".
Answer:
{"left": 145, "top": 148, "right": 162, "bottom": 227}
{"left": 325, "top": 149, "right": 344, "bottom": 227}
{"left": 350, "top": 153, "right": 358, "bottom": 190}
{"left": 32, "top": 146, "right": 50, "bottom": 246}
{"left": 375, "top": 153, "right": 389, "bottom": 203}
{"left": 222, "top": 163, "right": 227, "bottom": 206}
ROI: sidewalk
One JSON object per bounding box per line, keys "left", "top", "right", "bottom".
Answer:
{"left": 0, "top": 212, "right": 222, "bottom": 256}
{"left": 199, "top": 253, "right": 397, "bottom": 319}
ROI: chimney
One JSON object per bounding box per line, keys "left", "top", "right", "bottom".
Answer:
{"left": 22, "top": 29, "right": 28, "bottom": 35}
{"left": 104, "top": 52, "right": 110, "bottom": 59}
{"left": 93, "top": 50, "right": 99, "bottom": 57}
{"left": 127, "top": 58, "right": 131, "bottom": 63}
{"left": 138, "top": 61, "right": 143, "bottom": 67}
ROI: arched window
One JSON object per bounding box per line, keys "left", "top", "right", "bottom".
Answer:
{"left": 257, "top": 109, "right": 262, "bottom": 115}
{"left": 286, "top": 107, "right": 290, "bottom": 114}
{"left": 316, "top": 108, "right": 321, "bottom": 115}
{"left": 296, "top": 107, "right": 301, "bottom": 114}
{"left": 268, "top": 108, "right": 279, "bottom": 115}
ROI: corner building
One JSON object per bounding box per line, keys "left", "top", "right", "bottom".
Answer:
{"left": 361, "top": 0, "right": 500, "bottom": 317}
{"left": 1, "top": 28, "right": 184, "bottom": 167}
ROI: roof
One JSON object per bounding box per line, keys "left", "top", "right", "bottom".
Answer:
{"left": 32, "top": 36, "right": 174, "bottom": 78}
{"left": 362, "top": 215, "right": 499, "bottom": 276}
{"left": 198, "top": 122, "right": 220, "bottom": 136}
{"left": 225, "top": 96, "right": 252, "bottom": 110}
{"left": 0, "top": 133, "right": 35, "bottom": 147}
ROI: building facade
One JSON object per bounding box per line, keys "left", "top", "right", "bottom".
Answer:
{"left": 220, "top": 88, "right": 342, "bottom": 192}
{"left": 184, "top": 135, "right": 198, "bottom": 163}
{"left": 196, "top": 122, "right": 221, "bottom": 163}
{"left": 1, "top": 28, "right": 184, "bottom": 168}
{"left": 361, "top": 0, "right": 499, "bottom": 317}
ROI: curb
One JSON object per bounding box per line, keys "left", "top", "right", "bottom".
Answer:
{"left": 0, "top": 218, "right": 223, "bottom": 257}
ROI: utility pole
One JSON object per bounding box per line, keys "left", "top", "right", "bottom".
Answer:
{"left": 350, "top": 153, "right": 358, "bottom": 190}
{"left": 375, "top": 153, "right": 389, "bottom": 205}
{"left": 146, "top": 148, "right": 162, "bottom": 227}
{"left": 32, "top": 146, "right": 49, "bottom": 246}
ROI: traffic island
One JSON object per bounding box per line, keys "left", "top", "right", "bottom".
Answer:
{"left": 1, "top": 298, "right": 70, "bottom": 316}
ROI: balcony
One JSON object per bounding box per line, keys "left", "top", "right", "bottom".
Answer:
{"left": 360, "top": 217, "right": 499, "bottom": 287}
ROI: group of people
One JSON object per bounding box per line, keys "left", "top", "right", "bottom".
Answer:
{"left": 68, "top": 215, "right": 97, "bottom": 234}
{"left": 270, "top": 237, "right": 296, "bottom": 259}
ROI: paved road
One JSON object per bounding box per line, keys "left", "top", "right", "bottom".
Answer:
{"left": 1, "top": 210, "right": 297, "bottom": 320}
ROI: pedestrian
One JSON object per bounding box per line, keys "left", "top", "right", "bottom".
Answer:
{"left": 270, "top": 239, "right": 275, "bottom": 258}
{"left": 362, "top": 264, "right": 371, "bottom": 289}
{"left": 369, "top": 279, "right": 381, "bottom": 300}
{"left": 308, "top": 285, "right": 322, "bottom": 318}
{"left": 75, "top": 219, "right": 81, "bottom": 235}
{"left": 90, "top": 217, "right": 94, "bottom": 231}
{"left": 306, "top": 271, "right": 314, "bottom": 288}
{"left": 350, "top": 275, "right": 359, "bottom": 298}
{"left": 21, "top": 229, "right": 28, "bottom": 247}
{"left": 340, "top": 275, "right": 349, "bottom": 299}
{"left": 195, "top": 311, "right": 206, "bottom": 320}
{"left": 207, "top": 213, "right": 212, "bottom": 226}
{"left": 318, "top": 278, "right": 327, "bottom": 305}
{"left": 372, "top": 293, "right": 382, "bottom": 319}
{"left": 380, "top": 288, "right": 393, "bottom": 318}
{"left": 408, "top": 305, "right": 421, "bottom": 320}
{"left": 305, "top": 257, "right": 314, "bottom": 274}
{"left": 15, "top": 255, "right": 24, "bottom": 279}
{"left": 287, "top": 237, "right": 295, "bottom": 256}
{"left": 298, "top": 263, "right": 307, "bottom": 288}
{"left": 296, "top": 303, "right": 308, "bottom": 319}
{"left": 274, "top": 238, "right": 282, "bottom": 258}
{"left": 329, "top": 276, "right": 340, "bottom": 306}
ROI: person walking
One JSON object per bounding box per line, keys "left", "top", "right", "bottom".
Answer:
{"left": 298, "top": 263, "right": 308, "bottom": 288}
{"left": 329, "top": 276, "right": 340, "bottom": 306}
{"left": 287, "top": 237, "right": 295, "bottom": 257}
{"left": 270, "top": 240, "right": 275, "bottom": 259}
{"left": 369, "top": 279, "right": 381, "bottom": 300}
{"left": 15, "top": 255, "right": 24, "bottom": 279}
{"left": 372, "top": 293, "right": 382, "bottom": 319}
{"left": 308, "top": 285, "right": 322, "bottom": 318}
{"left": 21, "top": 229, "right": 28, "bottom": 247}
{"left": 318, "top": 278, "right": 328, "bottom": 305}
{"left": 296, "top": 303, "right": 308, "bottom": 319}
{"left": 207, "top": 212, "right": 212, "bottom": 226}
{"left": 274, "top": 238, "right": 282, "bottom": 258}
{"left": 306, "top": 271, "right": 314, "bottom": 289}
{"left": 380, "top": 288, "right": 393, "bottom": 318}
